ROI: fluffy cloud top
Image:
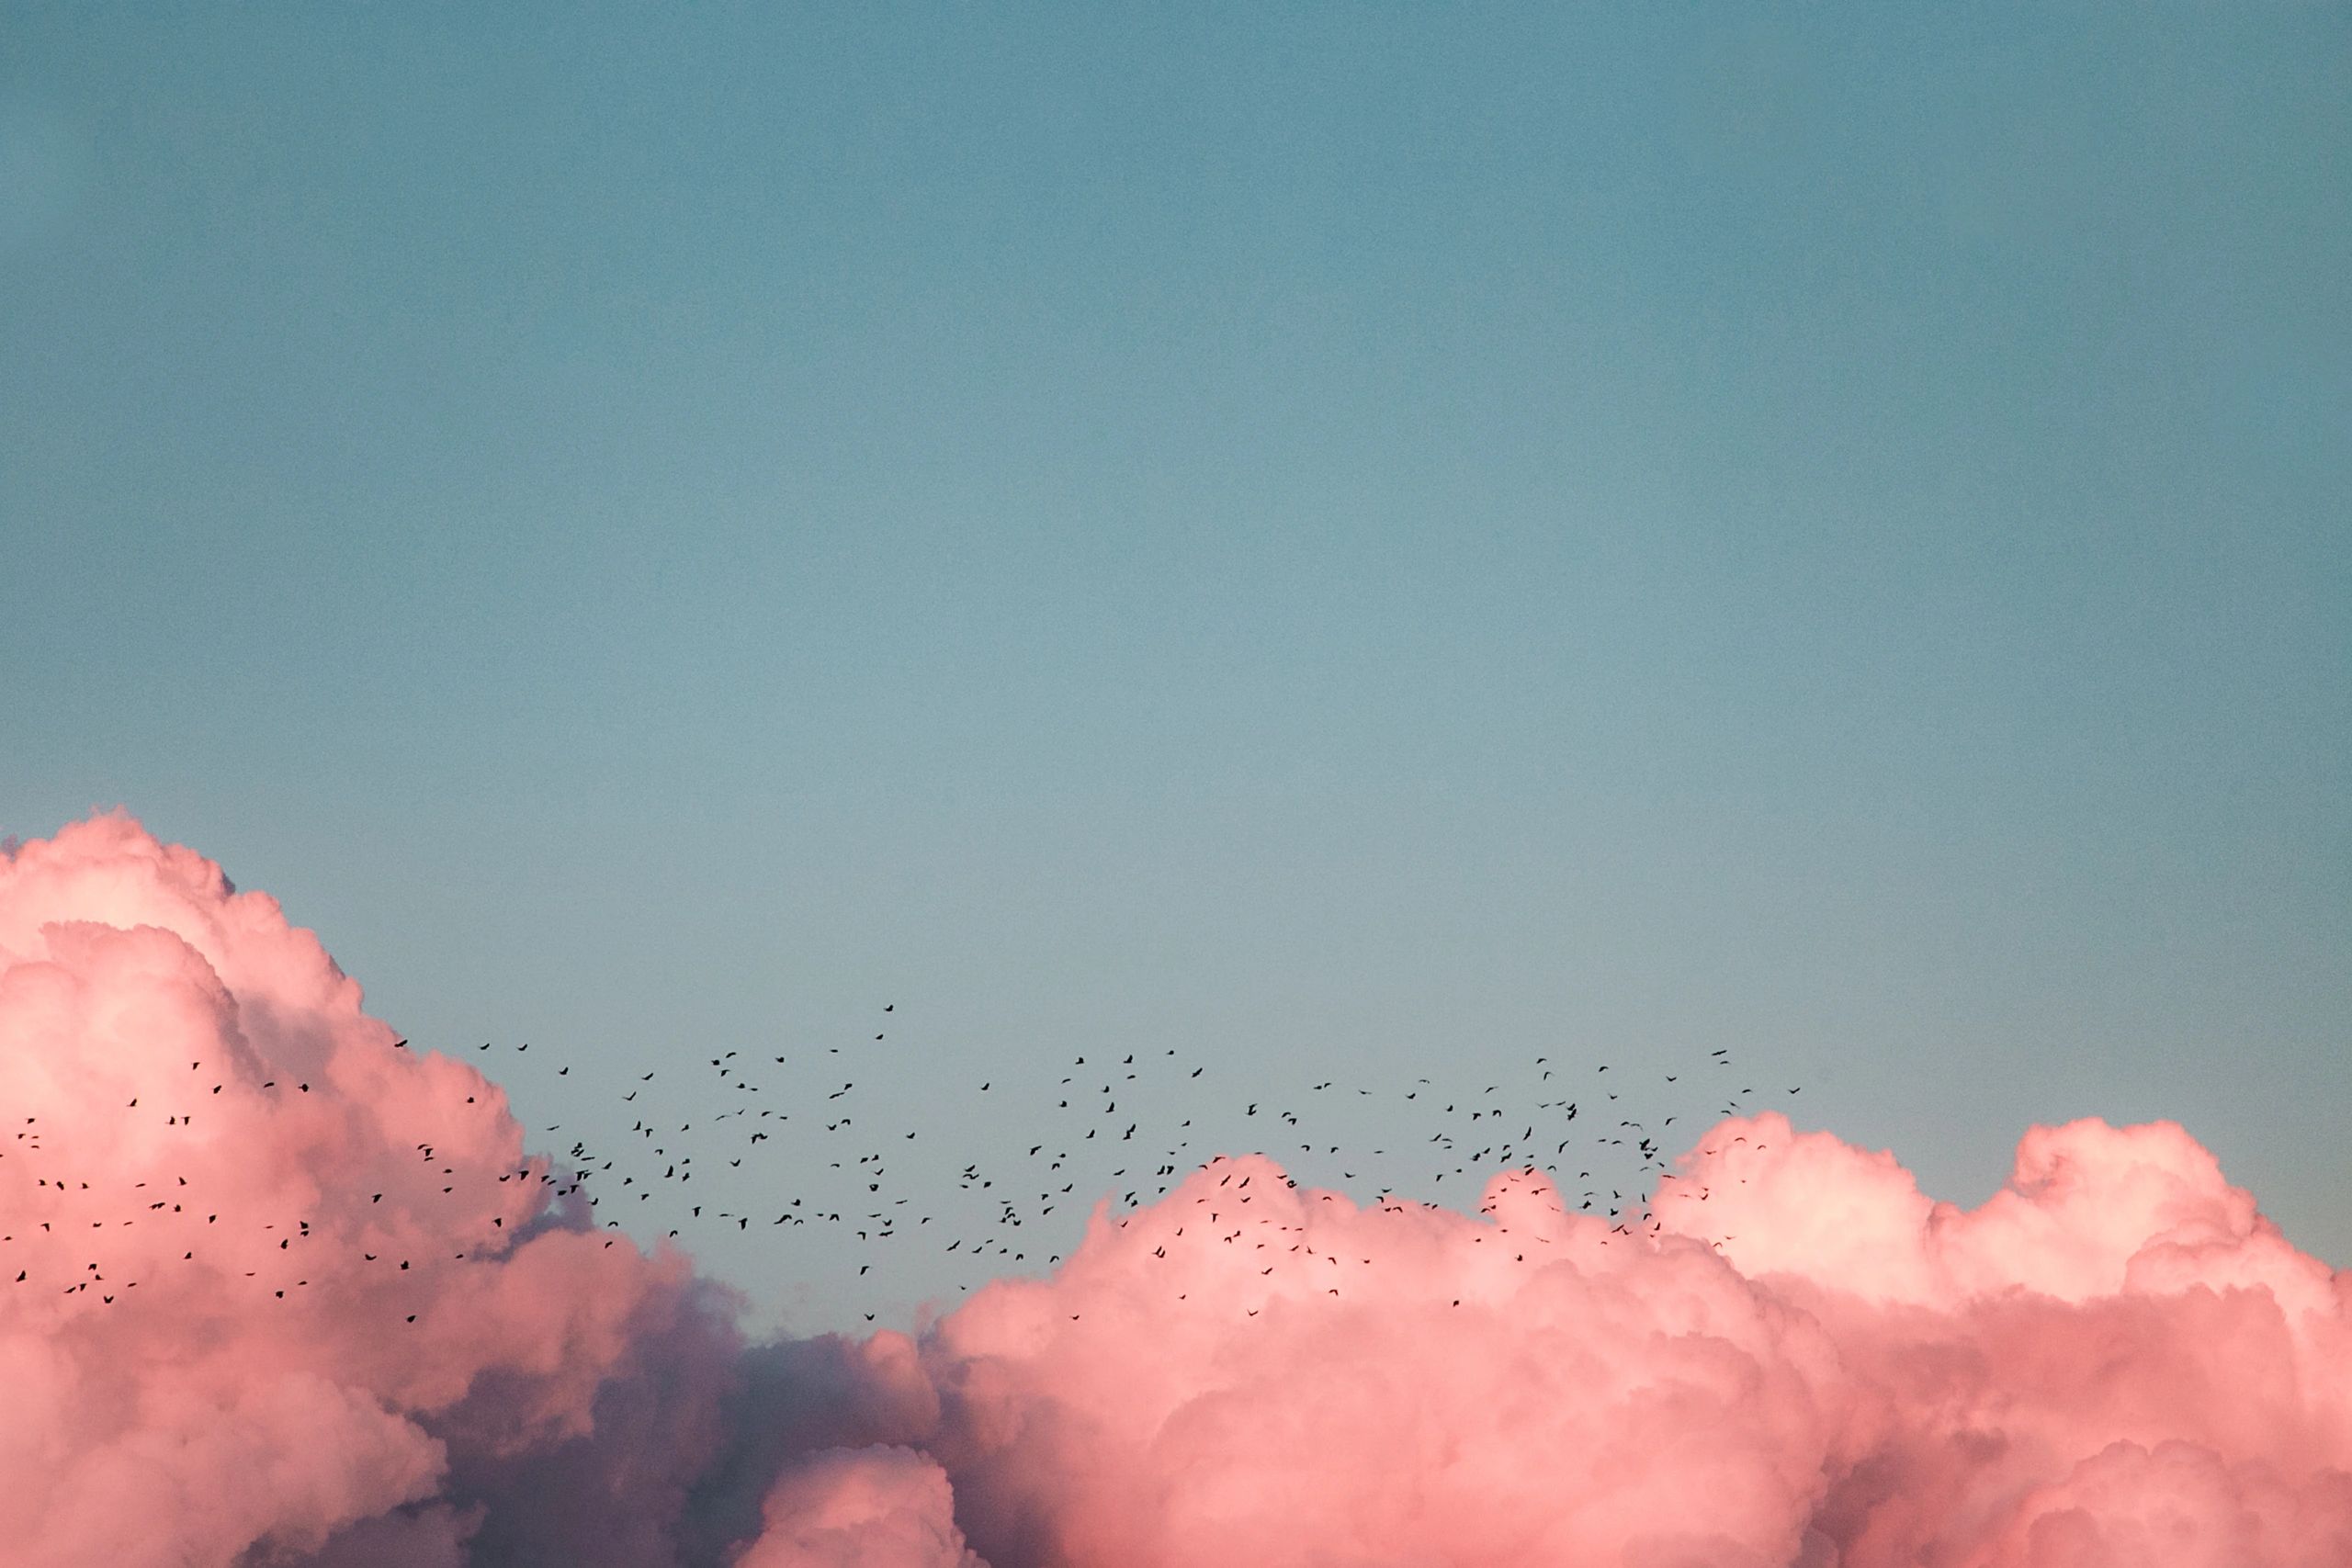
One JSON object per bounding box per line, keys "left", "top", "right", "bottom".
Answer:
{"left": 6, "top": 814, "right": 2347, "bottom": 1568}
{"left": 910, "top": 1125, "right": 2351, "bottom": 1567}
{"left": 735, "top": 1446, "right": 983, "bottom": 1568}
{"left": 0, "top": 814, "right": 698, "bottom": 1565}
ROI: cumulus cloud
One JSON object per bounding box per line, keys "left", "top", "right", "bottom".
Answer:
{"left": 907, "top": 1121, "right": 2352, "bottom": 1568}
{"left": 734, "top": 1446, "right": 983, "bottom": 1568}
{"left": 6, "top": 813, "right": 2348, "bottom": 1568}
{"left": 0, "top": 814, "right": 707, "bottom": 1565}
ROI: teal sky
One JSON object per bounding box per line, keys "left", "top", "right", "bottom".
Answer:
{"left": 5, "top": 6, "right": 2346, "bottom": 1323}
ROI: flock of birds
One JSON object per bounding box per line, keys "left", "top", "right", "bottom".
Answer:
{"left": 6, "top": 1007, "right": 1800, "bottom": 1325}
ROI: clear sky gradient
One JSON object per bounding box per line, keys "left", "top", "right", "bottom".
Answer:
{"left": 4, "top": 6, "right": 2346, "bottom": 1321}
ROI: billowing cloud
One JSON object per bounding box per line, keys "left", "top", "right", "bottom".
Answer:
{"left": 910, "top": 1123, "right": 2352, "bottom": 1567}
{"left": 734, "top": 1446, "right": 983, "bottom": 1568}
{"left": 0, "top": 814, "right": 707, "bottom": 1565}
{"left": 6, "top": 814, "right": 2348, "bottom": 1567}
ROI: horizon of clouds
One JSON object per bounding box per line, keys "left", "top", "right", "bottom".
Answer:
{"left": 6, "top": 814, "right": 2350, "bottom": 1566}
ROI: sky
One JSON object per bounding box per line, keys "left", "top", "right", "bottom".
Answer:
{"left": 4, "top": 0, "right": 2348, "bottom": 1337}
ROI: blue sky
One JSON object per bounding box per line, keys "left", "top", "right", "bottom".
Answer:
{"left": 4, "top": 6, "right": 2346, "bottom": 1323}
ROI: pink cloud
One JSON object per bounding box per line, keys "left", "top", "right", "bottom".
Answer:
{"left": 6, "top": 813, "right": 2348, "bottom": 1568}
{"left": 902, "top": 1121, "right": 2352, "bottom": 1567}
{"left": 734, "top": 1446, "right": 983, "bottom": 1568}
{"left": 0, "top": 814, "right": 699, "bottom": 1565}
